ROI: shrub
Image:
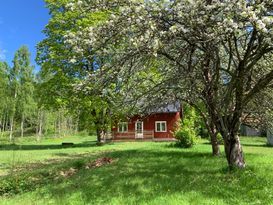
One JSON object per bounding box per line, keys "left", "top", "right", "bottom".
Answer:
{"left": 199, "top": 127, "right": 210, "bottom": 139}
{"left": 174, "top": 106, "right": 199, "bottom": 148}
{"left": 174, "top": 126, "right": 197, "bottom": 148}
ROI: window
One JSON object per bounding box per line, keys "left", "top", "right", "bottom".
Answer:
{"left": 155, "top": 121, "right": 167, "bottom": 132}
{"left": 118, "top": 122, "right": 128, "bottom": 133}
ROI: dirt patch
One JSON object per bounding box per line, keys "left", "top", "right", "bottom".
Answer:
{"left": 3, "top": 151, "right": 113, "bottom": 175}
{"left": 85, "top": 157, "right": 115, "bottom": 169}
{"left": 0, "top": 170, "right": 8, "bottom": 177}
{"left": 59, "top": 168, "right": 78, "bottom": 177}
{"left": 58, "top": 157, "right": 116, "bottom": 178}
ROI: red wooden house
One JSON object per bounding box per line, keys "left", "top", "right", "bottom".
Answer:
{"left": 111, "top": 103, "right": 181, "bottom": 141}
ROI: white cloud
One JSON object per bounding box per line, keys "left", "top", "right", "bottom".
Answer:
{"left": 0, "top": 49, "right": 6, "bottom": 60}
{"left": 0, "top": 41, "right": 7, "bottom": 61}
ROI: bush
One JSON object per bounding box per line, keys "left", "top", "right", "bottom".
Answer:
{"left": 198, "top": 127, "right": 210, "bottom": 139}
{"left": 174, "top": 127, "right": 197, "bottom": 148}
{"left": 174, "top": 106, "right": 200, "bottom": 148}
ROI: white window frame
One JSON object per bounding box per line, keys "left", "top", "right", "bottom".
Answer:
{"left": 155, "top": 121, "right": 167, "bottom": 132}
{"left": 118, "top": 122, "right": 128, "bottom": 133}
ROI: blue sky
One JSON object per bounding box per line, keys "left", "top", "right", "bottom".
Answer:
{"left": 0, "top": 0, "right": 50, "bottom": 70}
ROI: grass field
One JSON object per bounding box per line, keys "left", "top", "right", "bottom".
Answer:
{"left": 0, "top": 135, "right": 273, "bottom": 205}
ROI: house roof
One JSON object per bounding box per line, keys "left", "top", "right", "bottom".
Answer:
{"left": 147, "top": 101, "right": 180, "bottom": 114}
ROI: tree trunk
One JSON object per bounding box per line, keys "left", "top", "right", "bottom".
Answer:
{"left": 37, "top": 110, "right": 43, "bottom": 142}
{"left": 1, "top": 117, "right": 4, "bottom": 133}
{"left": 101, "top": 130, "right": 106, "bottom": 143}
{"left": 9, "top": 117, "right": 14, "bottom": 143}
{"left": 39, "top": 113, "right": 43, "bottom": 137}
{"left": 0, "top": 118, "right": 2, "bottom": 133}
{"left": 223, "top": 134, "right": 245, "bottom": 168}
{"left": 4, "top": 114, "right": 8, "bottom": 132}
{"left": 96, "top": 127, "right": 107, "bottom": 144}
{"left": 205, "top": 120, "right": 220, "bottom": 156}
{"left": 75, "top": 115, "right": 79, "bottom": 133}
{"left": 58, "top": 111, "right": 61, "bottom": 137}
{"left": 20, "top": 114, "right": 24, "bottom": 138}
{"left": 201, "top": 56, "right": 221, "bottom": 156}
{"left": 96, "top": 128, "right": 102, "bottom": 143}
{"left": 211, "top": 130, "right": 220, "bottom": 156}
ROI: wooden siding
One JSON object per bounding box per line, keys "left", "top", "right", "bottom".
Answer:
{"left": 112, "top": 130, "right": 154, "bottom": 140}
{"left": 112, "top": 112, "right": 180, "bottom": 139}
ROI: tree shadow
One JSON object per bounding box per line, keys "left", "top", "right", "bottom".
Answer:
{"left": 241, "top": 143, "right": 269, "bottom": 148}
{"left": 33, "top": 147, "right": 271, "bottom": 205}
{"left": 0, "top": 141, "right": 98, "bottom": 151}
{"left": 54, "top": 153, "right": 70, "bottom": 157}
{"left": 1, "top": 143, "right": 272, "bottom": 204}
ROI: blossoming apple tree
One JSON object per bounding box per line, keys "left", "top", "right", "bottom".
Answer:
{"left": 64, "top": 0, "right": 273, "bottom": 168}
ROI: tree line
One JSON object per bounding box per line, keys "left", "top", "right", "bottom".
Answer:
{"left": 0, "top": 46, "right": 83, "bottom": 141}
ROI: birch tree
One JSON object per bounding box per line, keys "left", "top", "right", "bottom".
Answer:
{"left": 13, "top": 46, "right": 35, "bottom": 138}
{"left": 0, "top": 62, "right": 10, "bottom": 134}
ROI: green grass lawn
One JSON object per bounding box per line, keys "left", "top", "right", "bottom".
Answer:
{"left": 0, "top": 135, "right": 273, "bottom": 205}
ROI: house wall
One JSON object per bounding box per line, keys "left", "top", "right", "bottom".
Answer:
{"left": 112, "top": 112, "right": 180, "bottom": 139}
{"left": 240, "top": 124, "right": 261, "bottom": 136}
{"left": 267, "top": 129, "right": 273, "bottom": 146}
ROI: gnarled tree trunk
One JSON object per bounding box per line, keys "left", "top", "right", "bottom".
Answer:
{"left": 218, "top": 116, "right": 245, "bottom": 168}
{"left": 223, "top": 133, "right": 245, "bottom": 168}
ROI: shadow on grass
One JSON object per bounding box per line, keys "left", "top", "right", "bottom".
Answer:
{"left": 1, "top": 143, "right": 272, "bottom": 204}
{"left": 0, "top": 141, "right": 98, "bottom": 151}
{"left": 36, "top": 148, "right": 272, "bottom": 205}
{"left": 241, "top": 143, "right": 269, "bottom": 148}
{"left": 54, "top": 153, "right": 71, "bottom": 157}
